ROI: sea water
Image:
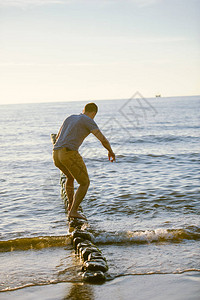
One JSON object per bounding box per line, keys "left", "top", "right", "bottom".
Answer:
{"left": 0, "top": 95, "right": 200, "bottom": 292}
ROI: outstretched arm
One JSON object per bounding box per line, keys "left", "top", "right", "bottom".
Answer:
{"left": 92, "top": 129, "right": 115, "bottom": 162}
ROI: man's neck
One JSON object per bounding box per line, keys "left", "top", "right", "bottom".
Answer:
{"left": 83, "top": 112, "right": 95, "bottom": 119}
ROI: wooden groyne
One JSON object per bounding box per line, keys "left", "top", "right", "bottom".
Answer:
{"left": 51, "top": 134, "right": 108, "bottom": 283}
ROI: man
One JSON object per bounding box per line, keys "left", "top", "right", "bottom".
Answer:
{"left": 53, "top": 102, "right": 115, "bottom": 220}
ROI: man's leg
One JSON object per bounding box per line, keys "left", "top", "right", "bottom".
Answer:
{"left": 55, "top": 149, "right": 90, "bottom": 220}
{"left": 53, "top": 149, "right": 75, "bottom": 210}
{"left": 68, "top": 180, "right": 90, "bottom": 220}
{"left": 65, "top": 178, "right": 74, "bottom": 211}
{"left": 66, "top": 152, "right": 90, "bottom": 220}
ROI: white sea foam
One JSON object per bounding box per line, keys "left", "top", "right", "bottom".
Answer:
{"left": 94, "top": 228, "right": 197, "bottom": 244}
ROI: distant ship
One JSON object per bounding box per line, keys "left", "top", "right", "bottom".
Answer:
{"left": 155, "top": 94, "right": 161, "bottom": 97}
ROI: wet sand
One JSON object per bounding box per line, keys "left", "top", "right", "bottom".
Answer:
{"left": 1, "top": 272, "right": 200, "bottom": 300}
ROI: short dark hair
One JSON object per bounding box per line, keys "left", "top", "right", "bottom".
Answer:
{"left": 84, "top": 102, "right": 98, "bottom": 113}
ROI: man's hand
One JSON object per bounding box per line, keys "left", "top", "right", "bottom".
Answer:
{"left": 108, "top": 151, "right": 115, "bottom": 162}
{"left": 92, "top": 129, "right": 115, "bottom": 162}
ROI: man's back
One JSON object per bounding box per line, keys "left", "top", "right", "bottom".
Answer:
{"left": 53, "top": 113, "right": 98, "bottom": 151}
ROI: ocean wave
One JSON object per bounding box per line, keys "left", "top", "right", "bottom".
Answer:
{"left": 1, "top": 227, "right": 199, "bottom": 253}
{"left": 126, "top": 135, "right": 200, "bottom": 144}
{"left": 112, "top": 269, "right": 200, "bottom": 279}
{"left": 114, "top": 152, "right": 200, "bottom": 163}
{"left": 0, "top": 236, "right": 71, "bottom": 252}
{"left": 1, "top": 269, "right": 200, "bottom": 293}
{"left": 94, "top": 227, "right": 200, "bottom": 245}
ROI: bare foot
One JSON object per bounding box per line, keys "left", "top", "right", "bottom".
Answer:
{"left": 68, "top": 211, "right": 87, "bottom": 221}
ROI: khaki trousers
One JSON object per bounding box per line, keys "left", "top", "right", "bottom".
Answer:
{"left": 53, "top": 148, "right": 89, "bottom": 186}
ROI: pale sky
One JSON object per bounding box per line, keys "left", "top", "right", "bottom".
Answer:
{"left": 0, "top": 0, "right": 199, "bottom": 105}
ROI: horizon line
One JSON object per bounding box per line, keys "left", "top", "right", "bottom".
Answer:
{"left": 0, "top": 94, "right": 199, "bottom": 106}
